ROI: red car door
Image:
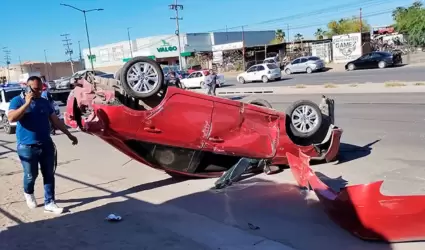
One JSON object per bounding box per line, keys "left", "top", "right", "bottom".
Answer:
{"left": 137, "top": 92, "right": 213, "bottom": 150}
{"left": 204, "top": 100, "right": 279, "bottom": 159}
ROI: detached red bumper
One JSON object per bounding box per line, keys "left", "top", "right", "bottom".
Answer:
{"left": 286, "top": 151, "right": 425, "bottom": 242}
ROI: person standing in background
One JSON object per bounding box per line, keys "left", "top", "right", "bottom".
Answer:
{"left": 206, "top": 69, "right": 218, "bottom": 96}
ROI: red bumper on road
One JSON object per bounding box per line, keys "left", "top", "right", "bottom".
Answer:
{"left": 286, "top": 150, "right": 425, "bottom": 242}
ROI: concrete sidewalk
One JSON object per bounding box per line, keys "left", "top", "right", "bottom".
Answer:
{"left": 193, "top": 81, "right": 425, "bottom": 96}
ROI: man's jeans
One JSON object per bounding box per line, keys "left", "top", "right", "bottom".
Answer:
{"left": 207, "top": 84, "right": 217, "bottom": 96}
{"left": 17, "top": 140, "right": 56, "bottom": 205}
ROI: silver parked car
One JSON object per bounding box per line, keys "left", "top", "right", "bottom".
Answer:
{"left": 284, "top": 56, "right": 325, "bottom": 74}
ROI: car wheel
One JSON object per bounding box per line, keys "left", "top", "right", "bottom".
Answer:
{"left": 247, "top": 99, "right": 272, "bottom": 108}
{"left": 306, "top": 67, "right": 313, "bottom": 74}
{"left": 120, "top": 56, "right": 164, "bottom": 99}
{"left": 262, "top": 76, "right": 269, "bottom": 83}
{"left": 347, "top": 63, "right": 355, "bottom": 71}
{"left": 378, "top": 61, "right": 386, "bottom": 69}
{"left": 286, "top": 100, "right": 322, "bottom": 139}
{"left": 238, "top": 77, "right": 246, "bottom": 84}
{"left": 200, "top": 81, "right": 206, "bottom": 89}
{"left": 2, "top": 115, "right": 15, "bottom": 134}
{"left": 285, "top": 69, "right": 291, "bottom": 75}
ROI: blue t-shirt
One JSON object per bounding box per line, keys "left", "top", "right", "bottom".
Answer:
{"left": 9, "top": 95, "right": 54, "bottom": 145}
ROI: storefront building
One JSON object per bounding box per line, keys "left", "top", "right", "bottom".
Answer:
{"left": 83, "top": 31, "right": 275, "bottom": 73}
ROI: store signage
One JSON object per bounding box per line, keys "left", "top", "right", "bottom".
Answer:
{"left": 157, "top": 39, "right": 178, "bottom": 53}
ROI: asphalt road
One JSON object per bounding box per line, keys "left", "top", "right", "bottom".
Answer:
{"left": 1, "top": 93, "right": 425, "bottom": 250}
{"left": 223, "top": 65, "right": 425, "bottom": 88}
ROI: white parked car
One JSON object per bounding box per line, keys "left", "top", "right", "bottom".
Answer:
{"left": 180, "top": 71, "right": 225, "bottom": 89}
{"left": 284, "top": 56, "right": 325, "bottom": 74}
{"left": 237, "top": 63, "right": 281, "bottom": 84}
{"left": 0, "top": 84, "right": 23, "bottom": 134}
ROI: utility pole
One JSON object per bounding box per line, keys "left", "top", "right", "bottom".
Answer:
{"left": 359, "top": 8, "right": 363, "bottom": 33}
{"left": 78, "top": 40, "right": 85, "bottom": 70}
{"left": 44, "top": 49, "right": 50, "bottom": 80}
{"left": 61, "top": 33, "right": 75, "bottom": 73}
{"left": 2, "top": 47, "right": 11, "bottom": 83}
{"left": 18, "top": 56, "right": 23, "bottom": 74}
{"left": 127, "top": 27, "right": 133, "bottom": 58}
{"left": 169, "top": 0, "right": 183, "bottom": 70}
{"left": 287, "top": 24, "right": 290, "bottom": 43}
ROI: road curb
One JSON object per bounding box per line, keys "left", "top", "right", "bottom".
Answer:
{"left": 192, "top": 82, "right": 425, "bottom": 96}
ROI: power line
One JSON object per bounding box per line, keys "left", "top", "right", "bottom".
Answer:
{"left": 61, "top": 33, "right": 75, "bottom": 73}
{"left": 209, "top": 0, "right": 403, "bottom": 32}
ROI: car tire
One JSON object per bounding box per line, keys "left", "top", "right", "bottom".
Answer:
{"left": 238, "top": 77, "right": 246, "bottom": 84}
{"left": 200, "top": 81, "right": 206, "bottom": 89}
{"left": 378, "top": 61, "right": 386, "bottom": 69}
{"left": 306, "top": 67, "right": 313, "bottom": 74}
{"left": 275, "top": 77, "right": 281, "bottom": 81}
{"left": 115, "top": 68, "right": 122, "bottom": 80}
{"left": 286, "top": 100, "right": 322, "bottom": 139}
{"left": 247, "top": 99, "right": 272, "bottom": 108}
{"left": 285, "top": 69, "right": 291, "bottom": 75}
{"left": 2, "top": 115, "right": 15, "bottom": 134}
{"left": 262, "top": 76, "right": 269, "bottom": 83}
{"left": 120, "top": 56, "right": 165, "bottom": 99}
{"left": 347, "top": 63, "right": 355, "bottom": 71}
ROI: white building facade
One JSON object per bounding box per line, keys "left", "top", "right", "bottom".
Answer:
{"left": 82, "top": 31, "right": 275, "bottom": 72}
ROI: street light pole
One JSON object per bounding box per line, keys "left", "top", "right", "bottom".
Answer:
{"left": 127, "top": 27, "right": 133, "bottom": 58}
{"left": 83, "top": 11, "right": 94, "bottom": 71}
{"left": 60, "top": 3, "right": 103, "bottom": 71}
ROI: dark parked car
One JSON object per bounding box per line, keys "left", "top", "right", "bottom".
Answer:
{"left": 345, "top": 51, "right": 402, "bottom": 71}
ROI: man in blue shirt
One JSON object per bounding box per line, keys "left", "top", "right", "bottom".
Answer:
{"left": 8, "top": 76, "right": 78, "bottom": 214}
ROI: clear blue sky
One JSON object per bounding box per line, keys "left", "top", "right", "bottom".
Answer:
{"left": 0, "top": 0, "right": 410, "bottom": 64}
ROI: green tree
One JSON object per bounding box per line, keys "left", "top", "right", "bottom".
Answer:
{"left": 269, "top": 29, "right": 285, "bottom": 44}
{"left": 324, "top": 17, "right": 371, "bottom": 37}
{"left": 314, "top": 28, "right": 326, "bottom": 40}
{"left": 294, "top": 33, "right": 304, "bottom": 42}
{"left": 392, "top": 1, "right": 425, "bottom": 46}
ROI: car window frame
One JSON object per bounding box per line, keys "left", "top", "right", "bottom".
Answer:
{"left": 256, "top": 65, "right": 265, "bottom": 71}
{"left": 292, "top": 59, "right": 301, "bottom": 64}
{"left": 247, "top": 66, "right": 257, "bottom": 73}
{"left": 266, "top": 63, "right": 278, "bottom": 69}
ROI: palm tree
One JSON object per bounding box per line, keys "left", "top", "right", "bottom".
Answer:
{"left": 392, "top": 6, "right": 407, "bottom": 19}
{"left": 314, "top": 28, "right": 325, "bottom": 40}
{"left": 275, "top": 29, "right": 285, "bottom": 42}
{"left": 294, "top": 33, "right": 304, "bottom": 42}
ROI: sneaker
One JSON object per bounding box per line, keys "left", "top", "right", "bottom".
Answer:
{"left": 24, "top": 193, "right": 37, "bottom": 209}
{"left": 44, "top": 202, "right": 64, "bottom": 215}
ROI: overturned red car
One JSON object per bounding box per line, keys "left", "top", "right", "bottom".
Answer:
{"left": 64, "top": 57, "right": 342, "bottom": 178}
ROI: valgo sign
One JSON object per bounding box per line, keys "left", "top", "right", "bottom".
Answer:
{"left": 156, "top": 39, "right": 178, "bottom": 53}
